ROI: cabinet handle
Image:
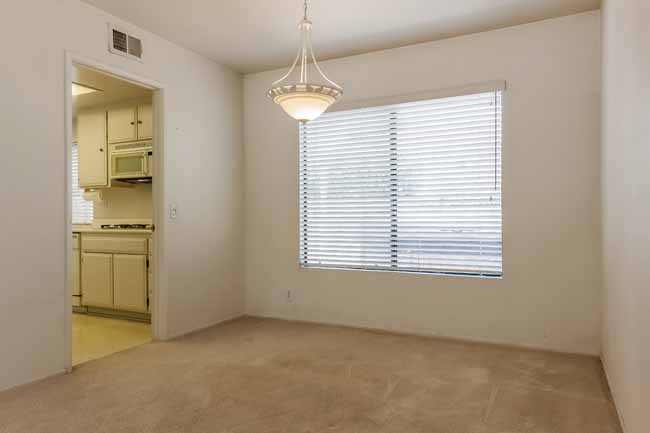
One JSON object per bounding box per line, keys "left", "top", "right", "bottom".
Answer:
{"left": 138, "top": 121, "right": 143, "bottom": 124}
{"left": 99, "top": 148, "right": 104, "bottom": 152}
{"left": 130, "top": 121, "right": 135, "bottom": 125}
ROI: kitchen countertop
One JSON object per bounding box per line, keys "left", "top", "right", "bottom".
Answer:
{"left": 72, "top": 225, "right": 153, "bottom": 234}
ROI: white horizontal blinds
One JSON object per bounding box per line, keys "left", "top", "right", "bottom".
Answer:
{"left": 71, "top": 144, "right": 93, "bottom": 224}
{"left": 300, "top": 106, "right": 395, "bottom": 269}
{"left": 300, "top": 90, "right": 502, "bottom": 276}
{"left": 394, "top": 92, "right": 502, "bottom": 275}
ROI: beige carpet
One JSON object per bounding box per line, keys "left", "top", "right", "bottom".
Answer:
{"left": 0, "top": 317, "right": 621, "bottom": 433}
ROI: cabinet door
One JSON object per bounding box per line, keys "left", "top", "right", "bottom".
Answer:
{"left": 78, "top": 109, "right": 108, "bottom": 188}
{"left": 113, "top": 254, "right": 147, "bottom": 313}
{"left": 72, "top": 249, "right": 81, "bottom": 296}
{"left": 147, "top": 268, "right": 152, "bottom": 313}
{"left": 81, "top": 253, "right": 113, "bottom": 308}
{"left": 147, "top": 237, "right": 153, "bottom": 313}
{"left": 107, "top": 106, "right": 137, "bottom": 144}
{"left": 137, "top": 104, "right": 153, "bottom": 140}
{"left": 72, "top": 117, "right": 78, "bottom": 143}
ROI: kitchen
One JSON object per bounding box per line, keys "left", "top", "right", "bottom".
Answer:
{"left": 71, "top": 65, "right": 154, "bottom": 365}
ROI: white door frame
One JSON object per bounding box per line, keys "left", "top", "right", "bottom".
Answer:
{"left": 63, "top": 51, "right": 168, "bottom": 372}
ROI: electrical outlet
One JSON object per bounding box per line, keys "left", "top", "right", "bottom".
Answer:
{"left": 287, "top": 289, "right": 293, "bottom": 304}
{"left": 170, "top": 204, "right": 177, "bottom": 219}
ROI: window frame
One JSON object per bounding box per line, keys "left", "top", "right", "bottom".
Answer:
{"left": 298, "top": 82, "right": 506, "bottom": 278}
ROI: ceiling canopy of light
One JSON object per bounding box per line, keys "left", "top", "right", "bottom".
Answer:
{"left": 267, "top": 0, "right": 343, "bottom": 122}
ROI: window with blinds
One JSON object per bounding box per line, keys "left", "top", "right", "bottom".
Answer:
{"left": 299, "top": 90, "right": 502, "bottom": 277}
{"left": 71, "top": 144, "right": 93, "bottom": 224}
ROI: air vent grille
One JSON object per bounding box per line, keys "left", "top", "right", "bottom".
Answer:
{"left": 108, "top": 25, "right": 143, "bottom": 61}
{"left": 113, "top": 142, "right": 151, "bottom": 151}
{"left": 127, "top": 35, "right": 142, "bottom": 58}
{"left": 112, "top": 29, "right": 128, "bottom": 53}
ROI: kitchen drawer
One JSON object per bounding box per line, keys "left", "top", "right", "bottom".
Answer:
{"left": 82, "top": 234, "right": 148, "bottom": 254}
{"left": 72, "top": 234, "right": 80, "bottom": 250}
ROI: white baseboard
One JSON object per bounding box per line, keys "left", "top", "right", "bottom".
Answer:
{"left": 244, "top": 312, "right": 599, "bottom": 358}
{"left": 0, "top": 369, "right": 67, "bottom": 394}
{"left": 165, "top": 313, "right": 246, "bottom": 341}
{"left": 601, "top": 357, "right": 627, "bottom": 433}
{"left": 0, "top": 315, "right": 245, "bottom": 394}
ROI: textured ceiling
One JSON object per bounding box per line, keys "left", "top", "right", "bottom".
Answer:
{"left": 82, "top": 0, "right": 600, "bottom": 73}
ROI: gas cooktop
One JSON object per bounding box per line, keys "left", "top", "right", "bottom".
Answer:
{"left": 100, "top": 224, "right": 153, "bottom": 230}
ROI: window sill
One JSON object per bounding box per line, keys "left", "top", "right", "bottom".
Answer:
{"left": 300, "top": 264, "right": 503, "bottom": 279}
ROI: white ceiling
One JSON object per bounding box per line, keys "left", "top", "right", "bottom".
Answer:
{"left": 82, "top": 0, "right": 599, "bottom": 74}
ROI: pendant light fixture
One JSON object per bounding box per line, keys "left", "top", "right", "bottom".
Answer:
{"left": 267, "top": 0, "right": 343, "bottom": 122}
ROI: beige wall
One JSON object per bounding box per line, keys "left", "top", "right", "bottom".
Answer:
{"left": 93, "top": 184, "right": 153, "bottom": 220}
{"left": 244, "top": 12, "right": 602, "bottom": 355}
{"left": 0, "top": 0, "right": 244, "bottom": 391}
{"left": 601, "top": 1, "right": 650, "bottom": 432}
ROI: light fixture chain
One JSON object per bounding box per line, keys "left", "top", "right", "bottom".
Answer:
{"left": 301, "top": 27, "right": 308, "bottom": 83}
{"left": 304, "top": 0, "right": 308, "bottom": 20}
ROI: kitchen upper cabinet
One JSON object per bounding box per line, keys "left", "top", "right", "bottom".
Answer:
{"left": 107, "top": 106, "right": 137, "bottom": 144}
{"left": 107, "top": 103, "right": 152, "bottom": 144}
{"left": 78, "top": 109, "right": 108, "bottom": 188}
{"left": 136, "top": 104, "right": 153, "bottom": 140}
{"left": 81, "top": 253, "right": 113, "bottom": 308}
{"left": 113, "top": 254, "right": 147, "bottom": 313}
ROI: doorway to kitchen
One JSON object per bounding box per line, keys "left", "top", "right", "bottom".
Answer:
{"left": 64, "top": 54, "right": 166, "bottom": 370}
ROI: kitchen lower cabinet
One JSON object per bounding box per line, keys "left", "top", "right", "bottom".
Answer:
{"left": 72, "top": 249, "right": 81, "bottom": 296}
{"left": 147, "top": 237, "right": 153, "bottom": 313}
{"left": 71, "top": 234, "right": 81, "bottom": 307}
{"left": 79, "top": 233, "right": 151, "bottom": 315}
{"left": 81, "top": 253, "right": 113, "bottom": 308}
{"left": 113, "top": 254, "right": 147, "bottom": 313}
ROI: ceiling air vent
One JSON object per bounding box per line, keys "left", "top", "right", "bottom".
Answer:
{"left": 112, "top": 29, "right": 128, "bottom": 53}
{"left": 127, "top": 35, "right": 142, "bottom": 58}
{"left": 108, "top": 24, "right": 143, "bottom": 61}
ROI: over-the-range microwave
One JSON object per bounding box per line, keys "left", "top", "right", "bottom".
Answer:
{"left": 110, "top": 142, "right": 152, "bottom": 184}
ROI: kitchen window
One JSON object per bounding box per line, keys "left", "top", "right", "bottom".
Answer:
{"left": 71, "top": 144, "right": 93, "bottom": 224}
{"left": 299, "top": 90, "right": 503, "bottom": 277}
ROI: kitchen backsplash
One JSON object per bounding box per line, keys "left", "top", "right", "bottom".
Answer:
{"left": 93, "top": 184, "right": 152, "bottom": 219}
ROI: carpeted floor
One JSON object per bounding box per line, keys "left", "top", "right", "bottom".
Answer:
{"left": 0, "top": 317, "right": 621, "bottom": 433}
